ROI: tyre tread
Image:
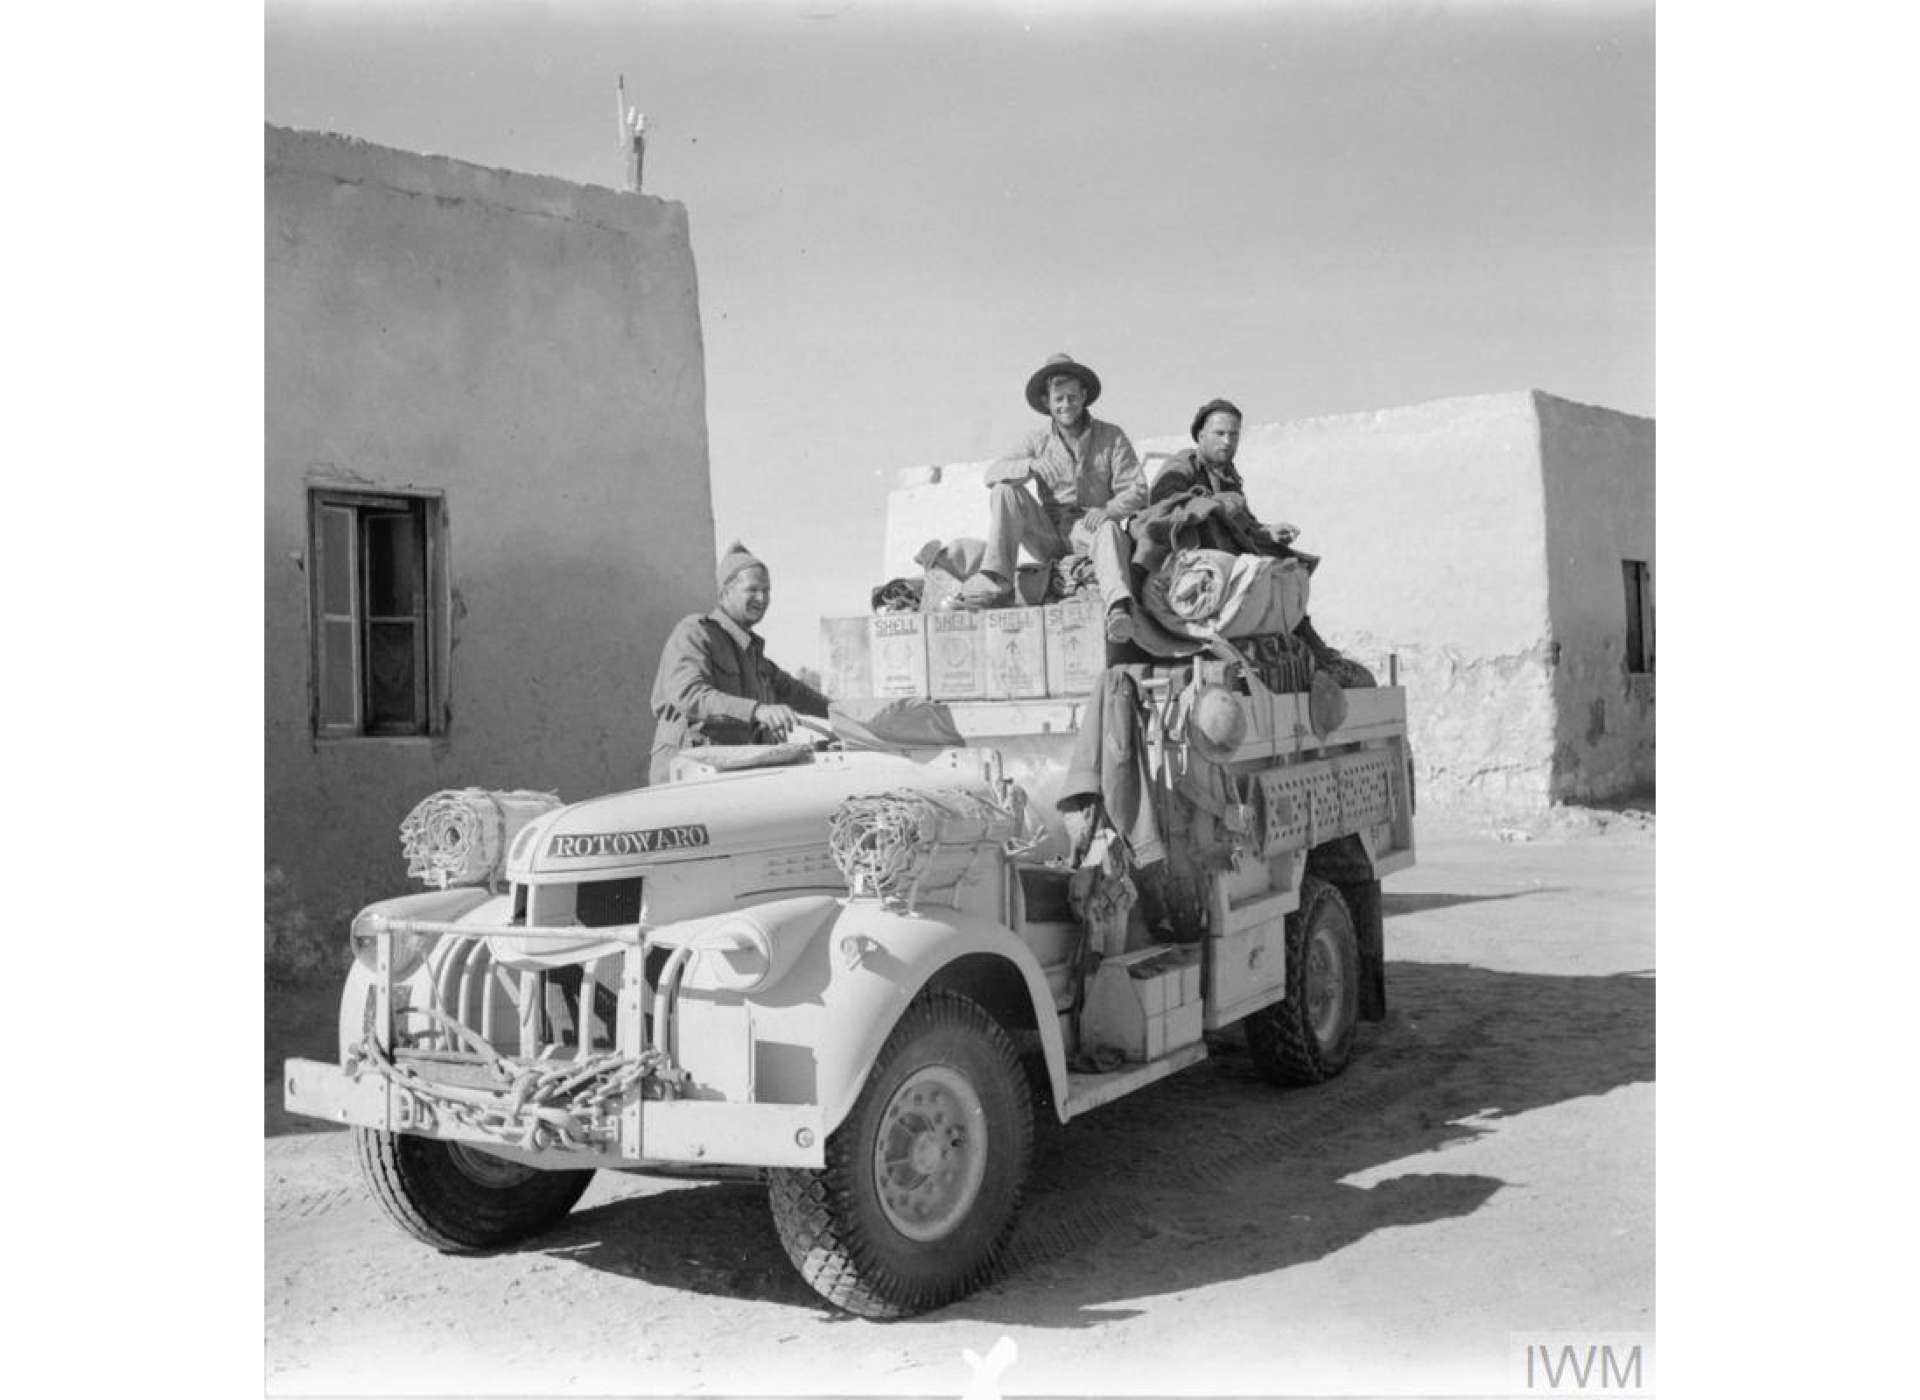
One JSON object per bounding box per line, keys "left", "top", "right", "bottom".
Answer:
{"left": 356, "top": 1128, "right": 592, "bottom": 1253}
{"left": 1245, "top": 876, "right": 1358, "bottom": 1086}
{"left": 768, "top": 992, "right": 1032, "bottom": 1319}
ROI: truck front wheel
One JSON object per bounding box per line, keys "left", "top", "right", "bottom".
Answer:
{"left": 768, "top": 991, "right": 1033, "bottom": 1319}
{"left": 355, "top": 1128, "right": 594, "bottom": 1253}
{"left": 1245, "top": 876, "right": 1360, "bottom": 1085}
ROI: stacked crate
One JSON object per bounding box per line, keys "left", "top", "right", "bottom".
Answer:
{"left": 822, "top": 596, "right": 1105, "bottom": 701}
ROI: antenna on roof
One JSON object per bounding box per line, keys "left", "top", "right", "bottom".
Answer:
{"left": 616, "top": 75, "right": 648, "bottom": 193}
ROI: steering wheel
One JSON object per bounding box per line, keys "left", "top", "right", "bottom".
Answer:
{"left": 793, "top": 714, "right": 839, "bottom": 749}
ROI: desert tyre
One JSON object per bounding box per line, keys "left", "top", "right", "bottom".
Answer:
{"left": 767, "top": 991, "right": 1034, "bottom": 1319}
{"left": 355, "top": 1128, "right": 594, "bottom": 1253}
{"left": 1245, "top": 875, "right": 1360, "bottom": 1085}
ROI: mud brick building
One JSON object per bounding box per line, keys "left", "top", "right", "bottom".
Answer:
{"left": 265, "top": 126, "right": 715, "bottom": 972}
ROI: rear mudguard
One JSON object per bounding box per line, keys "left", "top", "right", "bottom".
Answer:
{"left": 810, "top": 902, "right": 1070, "bottom": 1135}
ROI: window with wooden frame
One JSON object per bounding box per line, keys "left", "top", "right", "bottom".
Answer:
{"left": 1622, "top": 559, "right": 1654, "bottom": 675}
{"left": 309, "top": 489, "right": 447, "bottom": 737}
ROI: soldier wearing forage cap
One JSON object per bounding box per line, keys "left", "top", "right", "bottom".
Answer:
{"left": 646, "top": 541, "right": 830, "bottom": 784}
{"left": 961, "top": 352, "right": 1147, "bottom": 639}
{"left": 1144, "top": 398, "right": 1352, "bottom": 670}
{"left": 1150, "top": 398, "right": 1297, "bottom": 537}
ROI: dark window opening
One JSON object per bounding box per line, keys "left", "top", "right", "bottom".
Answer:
{"left": 1622, "top": 560, "right": 1654, "bottom": 674}
{"left": 577, "top": 878, "right": 645, "bottom": 929}
{"left": 310, "top": 490, "right": 444, "bottom": 737}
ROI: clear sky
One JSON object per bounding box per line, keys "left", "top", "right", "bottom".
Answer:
{"left": 265, "top": 0, "right": 1653, "bottom": 666}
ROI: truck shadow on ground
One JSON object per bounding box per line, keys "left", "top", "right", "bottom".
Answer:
{"left": 533, "top": 960, "right": 1653, "bottom": 1326}
{"left": 1380, "top": 887, "right": 1563, "bottom": 915}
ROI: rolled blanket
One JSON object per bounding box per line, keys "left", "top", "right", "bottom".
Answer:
{"left": 1145, "top": 549, "right": 1311, "bottom": 640}
{"left": 399, "top": 788, "right": 562, "bottom": 890}
{"left": 1164, "top": 549, "right": 1236, "bottom": 621}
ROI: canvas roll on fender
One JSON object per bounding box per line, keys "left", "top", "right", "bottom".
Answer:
{"left": 813, "top": 905, "right": 1069, "bottom": 1135}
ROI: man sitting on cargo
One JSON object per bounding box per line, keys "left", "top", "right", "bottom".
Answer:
{"left": 1149, "top": 398, "right": 1299, "bottom": 547}
{"left": 960, "top": 352, "right": 1147, "bottom": 642}
{"left": 647, "top": 541, "right": 831, "bottom": 784}
{"left": 1128, "top": 398, "right": 1352, "bottom": 671}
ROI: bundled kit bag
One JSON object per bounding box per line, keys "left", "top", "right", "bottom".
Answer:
{"left": 1143, "top": 549, "right": 1311, "bottom": 640}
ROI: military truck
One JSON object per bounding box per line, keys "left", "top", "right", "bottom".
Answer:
{"left": 282, "top": 650, "right": 1415, "bottom": 1318}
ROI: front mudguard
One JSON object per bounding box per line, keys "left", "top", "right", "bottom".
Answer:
{"left": 334, "top": 887, "right": 502, "bottom": 1057}
{"left": 812, "top": 903, "right": 1069, "bottom": 1135}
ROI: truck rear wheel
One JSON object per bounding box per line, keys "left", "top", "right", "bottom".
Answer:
{"left": 355, "top": 1128, "right": 594, "bottom": 1253}
{"left": 1245, "top": 876, "right": 1360, "bottom": 1085}
{"left": 767, "top": 991, "right": 1033, "bottom": 1319}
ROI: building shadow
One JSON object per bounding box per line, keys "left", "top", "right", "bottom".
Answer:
{"left": 267, "top": 977, "right": 348, "bottom": 1138}
{"left": 532, "top": 961, "right": 1653, "bottom": 1326}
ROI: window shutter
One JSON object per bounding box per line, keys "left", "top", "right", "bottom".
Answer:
{"left": 315, "top": 503, "right": 360, "bottom": 732}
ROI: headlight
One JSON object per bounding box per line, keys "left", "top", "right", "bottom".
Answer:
{"left": 693, "top": 919, "right": 774, "bottom": 993}
{"left": 349, "top": 912, "right": 437, "bottom": 982}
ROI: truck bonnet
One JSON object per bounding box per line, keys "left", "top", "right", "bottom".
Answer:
{"left": 506, "top": 751, "right": 999, "bottom": 880}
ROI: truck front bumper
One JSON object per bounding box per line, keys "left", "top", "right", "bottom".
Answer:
{"left": 283, "top": 1057, "right": 826, "bottom": 1170}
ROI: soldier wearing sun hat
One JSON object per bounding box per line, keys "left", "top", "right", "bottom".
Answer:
{"left": 959, "top": 352, "right": 1147, "bottom": 630}
{"left": 646, "top": 540, "right": 830, "bottom": 784}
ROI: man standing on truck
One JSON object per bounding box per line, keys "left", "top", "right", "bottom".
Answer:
{"left": 960, "top": 352, "right": 1147, "bottom": 642}
{"left": 647, "top": 541, "right": 831, "bottom": 783}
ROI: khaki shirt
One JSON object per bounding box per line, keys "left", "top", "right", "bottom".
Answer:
{"left": 648, "top": 609, "right": 829, "bottom": 780}
{"left": 989, "top": 415, "right": 1147, "bottom": 527}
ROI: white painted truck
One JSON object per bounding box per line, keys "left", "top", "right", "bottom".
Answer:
{"left": 283, "top": 651, "right": 1415, "bottom": 1318}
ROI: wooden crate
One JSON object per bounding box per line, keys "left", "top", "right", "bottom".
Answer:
{"left": 868, "top": 612, "right": 928, "bottom": 697}
{"left": 984, "top": 607, "right": 1048, "bottom": 699}
{"left": 819, "top": 617, "right": 872, "bottom": 699}
{"left": 926, "top": 609, "right": 987, "bottom": 700}
{"left": 1043, "top": 596, "right": 1102, "bottom": 697}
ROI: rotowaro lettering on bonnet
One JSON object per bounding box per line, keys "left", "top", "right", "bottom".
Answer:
{"left": 547, "top": 825, "right": 712, "bottom": 858}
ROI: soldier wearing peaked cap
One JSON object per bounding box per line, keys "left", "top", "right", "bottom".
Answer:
{"left": 647, "top": 541, "right": 830, "bottom": 784}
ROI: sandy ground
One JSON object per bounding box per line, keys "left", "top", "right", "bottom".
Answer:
{"left": 265, "top": 816, "right": 1653, "bottom": 1396}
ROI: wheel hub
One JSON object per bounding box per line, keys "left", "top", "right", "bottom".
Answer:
{"left": 1306, "top": 929, "right": 1346, "bottom": 1044}
{"left": 873, "top": 1064, "right": 989, "bottom": 1243}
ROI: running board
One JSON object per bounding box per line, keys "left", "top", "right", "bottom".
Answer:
{"left": 1061, "top": 1042, "right": 1209, "bottom": 1121}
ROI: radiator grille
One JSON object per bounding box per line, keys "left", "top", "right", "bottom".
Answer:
{"left": 576, "top": 877, "right": 643, "bottom": 928}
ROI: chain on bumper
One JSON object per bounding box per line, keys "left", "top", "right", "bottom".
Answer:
{"left": 345, "top": 1003, "right": 689, "bottom": 1152}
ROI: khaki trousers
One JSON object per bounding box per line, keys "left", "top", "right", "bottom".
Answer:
{"left": 983, "top": 482, "right": 1134, "bottom": 609}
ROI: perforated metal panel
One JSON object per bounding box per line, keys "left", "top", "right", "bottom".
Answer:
{"left": 1339, "top": 754, "right": 1394, "bottom": 827}
{"left": 1255, "top": 750, "right": 1397, "bottom": 856}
